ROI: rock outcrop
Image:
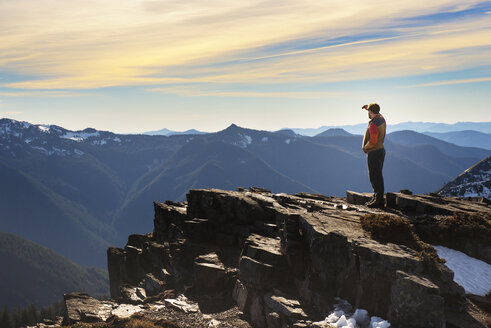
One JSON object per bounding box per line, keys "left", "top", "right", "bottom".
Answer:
{"left": 66, "top": 188, "right": 490, "bottom": 327}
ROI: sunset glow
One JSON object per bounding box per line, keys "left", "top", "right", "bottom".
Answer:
{"left": 1, "top": 0, "right": 490, "bottom": 132}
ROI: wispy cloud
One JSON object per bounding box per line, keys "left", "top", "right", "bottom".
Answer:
{"left": 1, "top": 0, "right": 491, "bottom": 90}
{"left": 1, "top": 111, "right": 23, "bottom": 115}
{"left": 398, "top": 76, "right": 491, "bottom": 88}
{"left": 0, "top": 91, "right": 94, "bottom": 97}
{"left": 149, "top": 85, "right": 345, "bottom": 99}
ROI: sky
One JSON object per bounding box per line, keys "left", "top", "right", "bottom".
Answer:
{"left": 0, "top": 0, "right": 491, "bottom": 133}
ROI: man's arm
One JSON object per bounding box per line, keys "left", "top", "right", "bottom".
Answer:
{"left": 363, "top": 124, "right": 378, "bottom": 152}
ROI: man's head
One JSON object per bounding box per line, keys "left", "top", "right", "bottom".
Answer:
{"left": 367, "top": 103, "right": 380, "bottom": 114}
{"left": 365, "top": 103, "right": 380, "bottom": 119}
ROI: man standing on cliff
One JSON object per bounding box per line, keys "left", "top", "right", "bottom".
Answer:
{"left": 362, "top": 103, "right": 386, "bottom": 208}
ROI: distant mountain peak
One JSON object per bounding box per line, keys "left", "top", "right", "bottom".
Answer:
{"left": 217, "top": 123, "right": 247, "bottom": 135}
{"left": 315, "top": 128, "right": 352, "bottom": 137}
{"left": 225, "top": 123, "right": 241, "bottom": 130}
{"left": 274, "top": 129, "right": 298, "bottom": 137}
{"left": 438, "top": 156, "right": 491, "bottom": 199}
{"left": 144, "top": 127, "right": 207, "bottom": 136}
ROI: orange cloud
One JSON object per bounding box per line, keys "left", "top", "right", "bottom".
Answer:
{"left": 0, "top": 0, "right": 490, "bottom": 91}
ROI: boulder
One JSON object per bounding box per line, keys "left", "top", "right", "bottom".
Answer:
{"left": 193, "top": 252, "right": 227, "bottom": 289}
{"left": 64, "top": 293, "right": 113, "bottom": 324}
{"left": 164, "top": 295, "right": 199, "bottom": 313}
{"left": 183, "top": 218, "right": 215, "bottom": 242}
{"left": 389, "top": 271, "right": 445, "bottom": 328}
{"left": 263, "top": 294, "right": 308, "bottom": 322}
{"left": 153, "top": 201, "right": 187, "bottom": 243}
{"left": 107, "top": 247, "right": 125, "bottom": 299}
{"left": 238, "top": 234, "right": 286, "bottom": 290}
{"left": 346, "top": 190, "right": 372, "bottom": 205}
{"left": 120, "top": 286, "right": 146, "bottom": 304}
{"left": 144, "top": 273, "right": 166, "bottom": 296}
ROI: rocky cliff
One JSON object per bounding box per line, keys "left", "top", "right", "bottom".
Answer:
{"left": 64, "top": 188, "right": 490, "bottom": 328}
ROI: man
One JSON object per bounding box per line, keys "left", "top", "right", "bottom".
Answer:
{"left": 362, "top": 103, "right": 386, "bottom": 208}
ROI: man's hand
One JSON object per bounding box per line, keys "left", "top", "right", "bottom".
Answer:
{"left": 362, "top": 105, "right": 368, "bottom": 110}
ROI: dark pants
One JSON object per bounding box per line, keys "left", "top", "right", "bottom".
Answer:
{"left": 367, "top": 148, "right": 385, "bottom": 201}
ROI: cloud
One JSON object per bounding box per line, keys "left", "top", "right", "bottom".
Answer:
{"left": 0, "top": 111, "right": 23, "bottom": 115}
{"left": 0, "top": 91, "right": 94, "bottom": 97}
{"left": 398, "top": 77, "right": 491, "bottom": 88}
{"left": 149, "top": 85, "right": 345, "bottom": 99}
{"left": 1, "top": 0, "right": 491, "bottom": 90}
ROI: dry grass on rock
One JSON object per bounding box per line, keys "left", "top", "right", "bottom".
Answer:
{"left": 360, "top": 213, "right": 444, "bottom": 266}
{"left": 437, "top": 212, "right": 490, "bottom": 237}
{"left": 360, "top": 214, "right": 413, "bottom": 245}
{"left": 63, "top": 315, "right": 180, "bottom": 328}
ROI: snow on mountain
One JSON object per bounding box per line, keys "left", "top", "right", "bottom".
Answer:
{"left": 0, "top": 118, "right": 126, "bottom": 157}
{"left": 61, "top": 130, "right": 100, "bottom": 142}
{"left": 38, "top": 125, "right": 51, "bottom": 133}
{"left": 437, "top": 156, "right": 491, "bottom": 199}
{"left": 233, "top": 133, "right": 253, "bottom": 148}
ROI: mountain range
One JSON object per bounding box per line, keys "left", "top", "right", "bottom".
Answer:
{"left": 1, "top": 118, "right": 490, "bottom": 271}
{"left": 287, "top": 121, "right": 491, "bottom": 136}
{"left": 144, "top": 128, "right": 207, "bottom": 136}
{"left": 144, "top": 121, "right": 491, "bottom": 137}
{"left": 423, "top": 130, "right": 491, "bottom": 150}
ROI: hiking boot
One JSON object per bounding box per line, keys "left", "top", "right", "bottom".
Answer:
{"left": 367, "top": 199, "right": 385, "bottom": 208}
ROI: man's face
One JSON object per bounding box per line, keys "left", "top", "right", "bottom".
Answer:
{"left": 368, "top": 110, "right": 378, "bottom": 119}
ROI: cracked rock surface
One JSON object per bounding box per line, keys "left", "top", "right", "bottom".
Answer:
{"left": 65, "top": 188, "right": 489, "bottom": 327}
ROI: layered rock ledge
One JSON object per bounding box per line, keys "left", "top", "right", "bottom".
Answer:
{"left": 67, "top": 188, "right": 490, "bottom": 328}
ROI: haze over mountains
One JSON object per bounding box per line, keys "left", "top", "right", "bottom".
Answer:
{"left": 0, "top": 118, "right": 490, "bottom": 274}
{"left": 144, "top": 121, "right": 491, "bottom": 137}
{"left": 0, "top": 231, "right": 108, "bottom": 308}
{"left": 286, "top": 121, "right": 491, "bottom": 136}
{"left": 423, "top": 131, "right": 491, "bottom": 150}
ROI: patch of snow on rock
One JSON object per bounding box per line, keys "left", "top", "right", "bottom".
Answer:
{"left": 52, "top": 147, "right": 69, "bottom": 156}
{"left": 93, "top": 139, "right": 107, "bottom": 146}
{"left": 234, "top": 134, "right": 253, "bottom": 148}
{"left": 113, "top": 137, "right": 121, "bottom": 142}
{"left": 319, "top": 299, "right": 390, "bottom": 328}
{"left": 370, "top": 317, "right": 391, "bottom": 328}
{"left": 285, "top": 139, "right": 291, "bottom": 144}
{"left": 261, "top": 137, "right": 268, "bottom": 142}
{"left": 31, "top": 146, "right": 50, "bottom": 155}
{"left": 352, "top": 309, "right": 369, "bottom": 327}
{"left": 74, "top": 149, "right": 85, "bottom": 156}
{"left": 38, "top": 125, "right": 51, "bottom": 133}
{"left": 434, "top": 245, "right": 491, "bottom": 296}
{"left": 61, "top": 131, "right": 100, "bottom": 142}
{"left": 21, "top": 121, "right": 31, "bottom": 128}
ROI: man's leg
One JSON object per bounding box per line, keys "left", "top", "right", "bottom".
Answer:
{"left": 367, "top": 148, "right": 385, "bottom": 205}
{"left": 376, "top": 148, "right": 385, "bottom": 200}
